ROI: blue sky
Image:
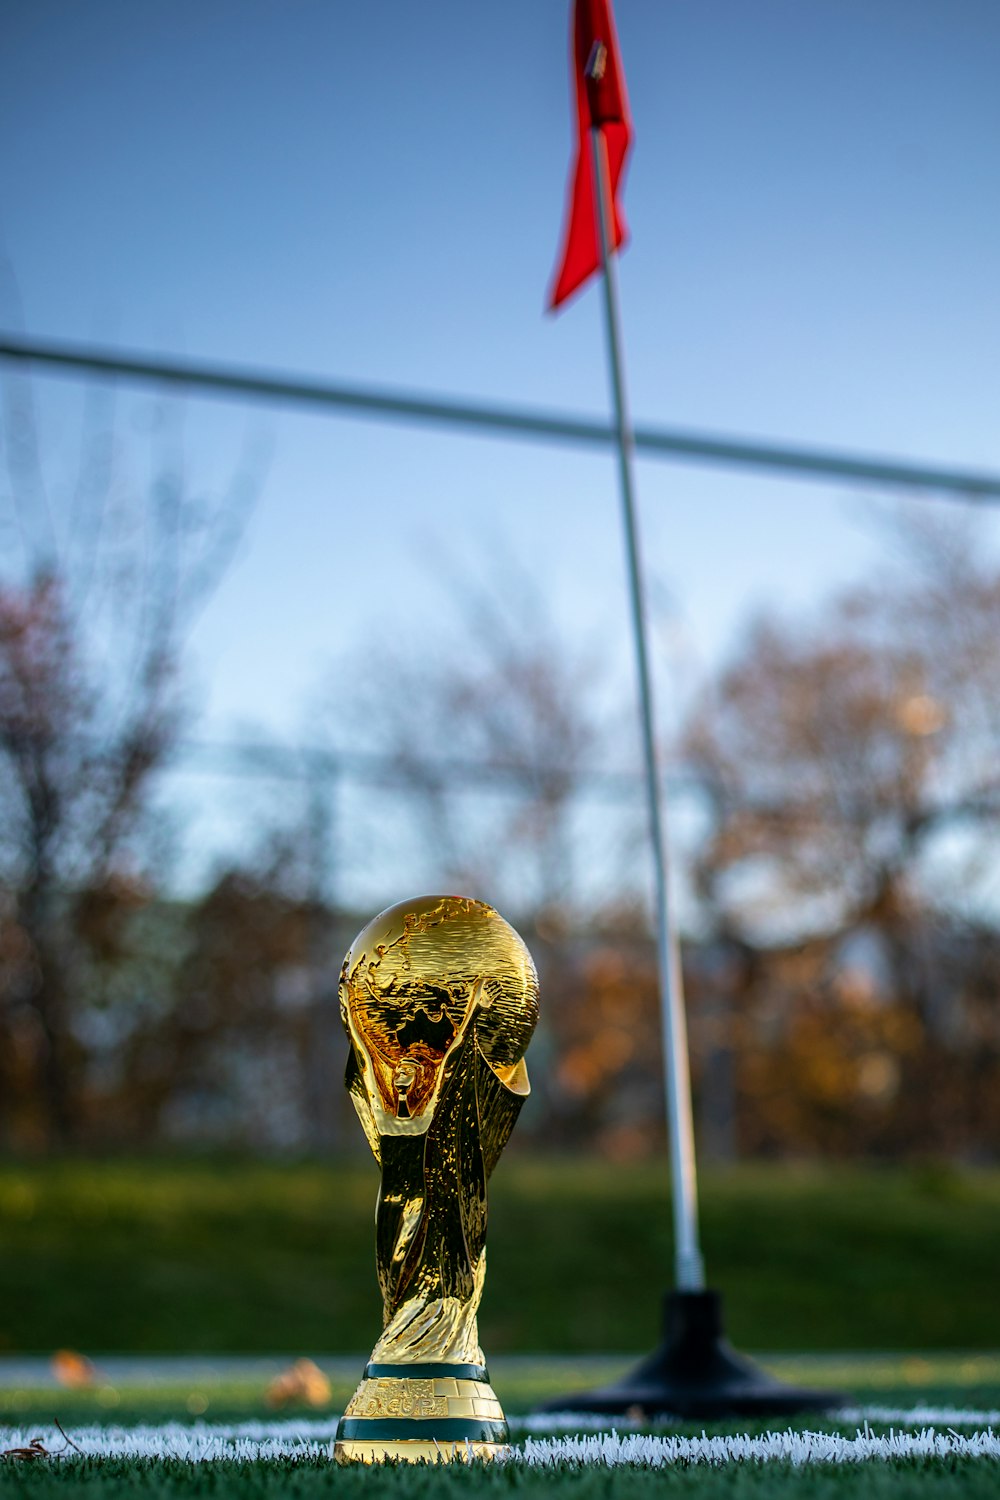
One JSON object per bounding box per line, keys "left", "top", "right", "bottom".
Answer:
{"left": 2, "top": 0, "right": 999, "bottom": 899}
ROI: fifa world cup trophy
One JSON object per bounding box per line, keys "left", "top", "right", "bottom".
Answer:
{"left": 333, "top": 895, "right": 539, "bottom": 1463}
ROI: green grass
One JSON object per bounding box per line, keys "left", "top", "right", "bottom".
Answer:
{"left": 2, "top": 1455, "right": 998, "bottom": 1500}
{"left": 3, "top": 1455, "right": 1000, "bottom": 1500}
{"left": 2, "top": 1356, "right": 998, "bottom": 1499}
{"left": 1, "top": 1158, "right": 999, "bottom": 1353}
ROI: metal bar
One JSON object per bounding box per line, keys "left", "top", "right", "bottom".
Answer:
{"left": 2, "top": 332, "right": 999, "bottom": 499}
{"left": 589, "top": 126, "right": 705, "bottom": 1292}
{"left": 175, "top": 738, "right": 651, "bottom": 794}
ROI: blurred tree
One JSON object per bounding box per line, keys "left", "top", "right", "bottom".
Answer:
{"left": 538, "top": 929, "right": 663, "bottom": 1158}
{"left": 123, "top": 829, "right": 356, "bottom": 1152}
{"left": 328, "top": 550, "right": 621, "bottom": 922}
{"left": 318, "top": 549, "right": 661, "bottom": 1149}
{"left": 0, "top": 375, "right": 257, "bottom": 1148}
{"left": 684, "top": 513, "right": 1000, "bottom": 1156}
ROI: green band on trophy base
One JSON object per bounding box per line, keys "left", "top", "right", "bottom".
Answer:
{"left": 364, "top": 1361, "right": 489, "bottom": 1381}
{"left": 332, "top": 896, "right": 538, "bottom": 1465}
{"left": 337, "top": 1418, "right": 510, "bottom": 1443}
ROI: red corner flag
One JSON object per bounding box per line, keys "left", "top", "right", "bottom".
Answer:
{"left": 548, "top": 0, "right": 633, "bottom": 311}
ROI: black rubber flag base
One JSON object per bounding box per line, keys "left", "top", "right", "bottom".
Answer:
{"left": 537, "top": 1289, "right": 847, "bottom": 1420}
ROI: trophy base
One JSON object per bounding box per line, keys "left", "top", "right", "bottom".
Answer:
{"left": 334, "top": 1360, "right": 510, "bottom": 1464}
{"left": 334, "top": 1439, "right": 507, "bottom": 1464}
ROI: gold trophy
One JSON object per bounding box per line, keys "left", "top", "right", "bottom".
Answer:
{"left": 334, "top": 895, "right": 539, "bottom": 1463}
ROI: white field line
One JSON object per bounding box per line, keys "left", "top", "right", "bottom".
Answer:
{"left": 1, "top": 1419, "right": 999, "bottom": 1465}
{"left": 515, "top": 1430, "right": 1000, "bottom": 1466}
{"left": 839, "top": 1405, "right": 1000, "bottom": 1429}
{"left": 516, "top": 1405, "right": 1000, "bottom": 1432}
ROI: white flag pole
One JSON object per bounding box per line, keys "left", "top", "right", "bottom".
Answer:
{"left": 588, "top": 100, "right": 705, "bottom": 1293}
{"left": 541, "top": 20, "right": 844, "bottom": 1420}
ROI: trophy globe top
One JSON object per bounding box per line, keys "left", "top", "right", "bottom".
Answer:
{"left": 340, "top": 894, "right": 538, "bottom": 1129}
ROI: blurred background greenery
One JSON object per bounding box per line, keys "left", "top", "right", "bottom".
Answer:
{"left": 1, "top": 1158, "right": 998, "bottom": 1356}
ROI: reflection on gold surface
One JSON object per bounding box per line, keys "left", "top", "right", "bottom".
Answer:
{"left": 341, "top": 894, "right": 538, "bottom": 1132}
{"left": 334, "top": 895, "right": 538, "bottom": 1462}
{"left": 335, "top": 1440, "right": 507, "bottom": 1464}
{"left": 343, "top": 1374, "right": 505, "bottom": 1422}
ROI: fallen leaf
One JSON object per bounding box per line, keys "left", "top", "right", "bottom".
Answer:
{"left": 51, "top": 1349, "right": 101, "bottom": 1388}
{"left": 265, "top": 1358, "right": 331, "bottom": 1409}
{"left": 2, "top": 1438, "right": 50, "bottom": 1462}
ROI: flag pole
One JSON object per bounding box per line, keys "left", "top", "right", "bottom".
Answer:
{"left": 587, "top": 98, "right": 704, "bottom": 1293}
{"left": 540, "top": 13, "right": 843, "bottom": 1418}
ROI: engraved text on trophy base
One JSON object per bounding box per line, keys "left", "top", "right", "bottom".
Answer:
{"left": 344, "top": 1375, "right": 505, "bottom": 1424}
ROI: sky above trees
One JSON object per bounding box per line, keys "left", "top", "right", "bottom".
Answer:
{"left": 2, "top": 0, "right": 999, "bottom": 897}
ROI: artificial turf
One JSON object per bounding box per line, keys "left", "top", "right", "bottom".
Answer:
{"left": 2, "top": 1359, "right": 998, "bottom": 1497}
{"left": 2, "top": 1453, "right": 999, "bottom": 1500}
